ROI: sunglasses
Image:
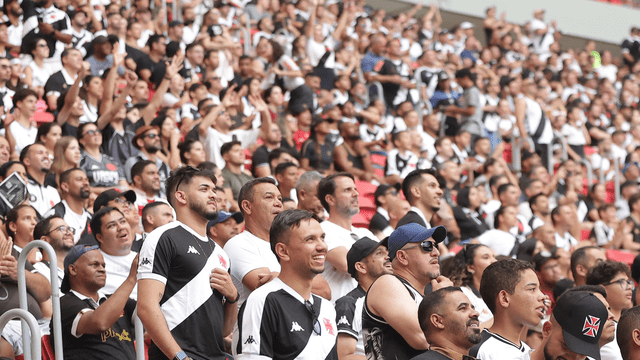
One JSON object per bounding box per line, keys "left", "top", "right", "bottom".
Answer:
{"left": 144, "top": 133, "right": 160, "bottom": 139}
{"left": 175, "top": 165, "right": 202, "bottom": 191}
{"left": 403, "top": 240, "right": 437, "bottom": 253}
{"left": 83, "top": 129, "right": 99, "bottom": 137}
{"left": 304, "top": 300, "right": 321, "bottom": 336}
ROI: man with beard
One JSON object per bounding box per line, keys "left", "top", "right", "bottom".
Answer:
{"left": 90, "top": 207, "right": 138, "bottom": 299}
{"left": 470, "top": 259, "right": 547, "bottom": 360}
{"left": 397, "top": 169, "right": 443, "bottom": 229}
{"left": 318, "top": 173, "right": 377, "bottom": 301}
{"left": 221, "top": 141, "right": 254, "bottom": 201}
{"left": 334, "top": 122, "right": 382, "bottom": 183}
{"left": 124, "top": 126, "right": 170, "bottom": 190}
{"left": 412, "top": 287, "right": 482, "bottom": 360}
{"left": 34, "top": 215, "right": 76, "bottom": 286}
{"left": 138, "top": 166, "right": 237, "bottom": 360}
{"left": 363, "top": 224, "right": 451, "bottom": 360}
{"left": 235, "top": 210, "right": 338, "bottom": 360}
{"left": 296, "top": 170, "right": 325, "bottom": 220}
{"left": 21, "top": 143, "right": 60, "bottom": 217}
{"left": 130, "top": 161, "right": 165, "bottom": 215}
{"left": 530, "top": 290, "right": 607, "bottom": 360}
{"left": 336, "top": 237, "right": 393, "bottom": 360}
{"left": 46, "top": 168, "right": 92, "bottom": 244}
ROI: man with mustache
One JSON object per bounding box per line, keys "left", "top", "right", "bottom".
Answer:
{"left": 335, "top": 237, "right": 393, "bottom": 360}
{"left": 21, "top": 143, "right": 60, "bottom": 217}
{"left": 138, "top": 166, "right": 236, "bottom": 360}
{"left": 397, "top": 169, "right": 443, "bottom": 229}
{"left": 46, "top": 168, "right": 92, "bottom": 244}
{"left": 363, "top": 223, "right": 451, "bottom": 360}
{"left": 318, "top": 172, "right": 377, "bottom": 302}
{"left": 235, "top": 209, "right": 337, "bottom": 360}
{"left": 412, "top": 287, "right": 482, "bottom": 359}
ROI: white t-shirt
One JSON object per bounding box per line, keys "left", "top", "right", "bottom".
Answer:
{"left": 99, "top": 250, "right": 138, "bottom": 299}
{"left": 202, "top": 127, "right": 260, "bottom": 169}
{"left": 477, "top": 229, "right": 517, "bottom": 257}
{"left": 307, "top": 37, "right": 335, "bottom": 67}
{"left": 321, "top": 221, "right": 376, "bottom": 302}
{"left": 555, "top": 231, "right": 577, "bottom": 251}
{"left": 224, "top": 230, "right": 281, "bottom": 307}
{"left": 44, "top": 200, "right": 91, "bottom": 244}
{"left": 460, "top": 286, "right": 493, "bottom": 324}
{"left": 9, "top": 121, "right": 38, "bottom": 154}
{"left": 561, "top": 123, "right": 587, "bottom": 146}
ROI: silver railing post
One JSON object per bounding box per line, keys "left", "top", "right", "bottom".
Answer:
{"left": 0, "top": 309, "right": 41, "bottom": 360}
{"left": 133, "top": 308, "right": 145, "bottom": 360}
{"left": 579, "top": 159, "right": 594, "bottom": 187}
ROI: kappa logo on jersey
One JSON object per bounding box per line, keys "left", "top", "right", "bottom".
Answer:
{"left": 323, "top": 318, "right": 334, "bottom": 335}
{"left": 244, "top": 336, "right": 256, "bottom": 344}
{"left": 290, "top": 322, "right": 304, "bottom": 332}
{"left": 140, "top": 258, "right": 151, "bottom": 266}
{"left": 583, "top": 315, "right": 600, "bottom": 337}
{"left": 337, "top": 316, "right": 350, "bottom": 326}
{"left": 187, "top": 246, "right": 200, "bottom": 255}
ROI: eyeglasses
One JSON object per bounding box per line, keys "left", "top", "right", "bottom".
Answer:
{"left": 603, "top": 279, "right": 636, "bottom": 291}
{"left": 386, "top": 190, "right": 398, "bottom": 196}
{"left": 46, "top": 225, "right": 76, "bottom": 235}
{"left": 403, "top": 240, "right": 437, "bottom": 253}
{"left": 304, "top": 300, "right": 321, "bottom": 336}
{"left": 111, "top": 197, "right": 133, "bottom": 207}
{"left": 144, "top": 133, "right": 160, "bottom": 139}
{"left": 83, "top": 129, "right": 99, "bottom": 137}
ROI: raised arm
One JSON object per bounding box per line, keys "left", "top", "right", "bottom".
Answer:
{"left": 140, "top": 53, "right": 185, "bottom": 125}
{"left": 198, "top": 84, "right": 236, "bottom": 139}
{"left": 57, "top": 66, "right": 87, "bottom": 125}
{"left": 96, "top": 71, "right": 137, "bottom": 130}
{"left": 305, "top": 0, "right": 318, "bottom": 39}
{"left": 99, "top": 50, "right": 126, "bottom": 117}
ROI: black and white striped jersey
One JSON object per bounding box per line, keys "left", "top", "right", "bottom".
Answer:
{"left": 235, "top": 278, "right": 338, "bottom": 360}
{"left": 138, "top": 221, "right": 230, "bottom": 360}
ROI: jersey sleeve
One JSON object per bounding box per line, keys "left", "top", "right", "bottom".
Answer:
{"left": 137, "top": 229, "right": 176, "bottom": 284}
{"left": 334, "top": 297, "right": 358, "bottom": 338}
{"left": 236, "top": 291, "right": 274, "bottom": 359}
{"left": 385, "top": 150, "right": 400, "bottom": 176}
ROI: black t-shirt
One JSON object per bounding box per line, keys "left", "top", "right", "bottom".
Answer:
{"left": 627, "top": 216, "right": 640, "bottom": 244}
{"left": 102, "top": 118, "right": 143, "bottom": 167}
{"left": 137, "top": 55, "right": 166, "bottom": 88}
{"left": 54, "top": 292, "right": 137, "bottom": 360}
{"left": 410, "top": 350, "right": 452, "bottom": 360}
{"left": 251, "top": 145, "right": 271, "bottom": 177}
{"left": 0, "top": 248, "right": 42, "bottom": 320}
{"left": 44, "top": 71, "right": 72, "bottom": 100}
{"left": 301, "top": 139, "right": 335, "bottom": 172}
{"left": 61, "top": 122, "right": 78, "bottom": 138}
{"left": 375, "top": 59, "right": 402, "bottom": 108}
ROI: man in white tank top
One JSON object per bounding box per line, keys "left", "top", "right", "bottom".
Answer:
{"left": 515, "top": 77, "right": 553, "bottom": 169}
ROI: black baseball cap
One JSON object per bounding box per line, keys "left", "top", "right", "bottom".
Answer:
{"left": 347, "top": 237, "right": 386, "bottom": 278}
{"left": 93, "top": 189, "right": 137, "bottom": 213}
{"left": 60, "top": 245, "right": 100, "bottom": 293}
{"left": 385, "top": 224, "right": 446, "bottom": 261}
{"left": 553, "top": 291, "right": 608, "bottom": 360}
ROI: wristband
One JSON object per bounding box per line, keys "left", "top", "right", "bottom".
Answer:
{"left": 226, "top": 292, "right": 240, "bottom": 304}
{"left": 174, "top": 351, "right": 188, "bottom": 360}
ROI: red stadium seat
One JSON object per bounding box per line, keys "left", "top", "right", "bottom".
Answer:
{"left": 352, "top": 212, "right": 370, "bottom": 229}
{"left": 41, "top": 334, "right": 54, "bottom": 360}
{"left": 355, "top": 181, "right": 377, "bottom": 197}
{"left": 359, "top": 207, "right": 376, "bottom": 222}
{"left": 359, "top": 195, "right": 376, "bottom": 210}
{"left": 606, "top": 249, "right": 635, "bottom": 267}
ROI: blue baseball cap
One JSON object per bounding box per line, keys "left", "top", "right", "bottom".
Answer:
{"left": 207, "top": 211, "right": 244, "bottom": 233}
{"left": 61, "top": 245, "right": 100, "bottom": 293}
{"left": 385, "top": 224, "right": 447, "bottom": 261}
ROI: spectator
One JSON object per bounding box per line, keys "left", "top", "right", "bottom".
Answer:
{"left": 617, "top": 305, "right": 640, "bottom": 360}
{"left": 21, "top": 143, "right": 60, "bottom": 217}
{"left": 45, "top": 168, "right": 92, "bottom": 244}
{"left": 23, "top": 37, "right": 54, "bottom": 94}
{"left": 33, "top": 215, "right": 73, "bottom": 285}
{"left": 586, "top": 260, "right": 635, "bottom": 322}
{"left": 251, "top": 123, "right": 284, "bottom": 177}
{"left": 221, "top": 141, "right": 254, "bottom": 201}
{"left": 55, "top": 245, "right": 137, "bottom": 360}
{"left": 552, "top": 204, "right": 579, "bottom": 252}
{"left": 300, "top": 115, "right": 336, "bottom": 174}
{"left": 140, "top": 202, "right": 174, "bottom": 236}
{"left": 130, "top": 160, "right": 164, "bottom": 215}
{"left": 334, "top": 121, "right": 381, "bottom": 183}
{"left": 43, "top": 48, "right": 83, "bottom": 111}
{"left": 6, "top": 89, "right": 38, "bottom": 155}
{"left": 528, "top": 193, "right": 551, "bottom": 230}
{"left": 296, "top": 170, "right": 325, "bottom": 219}
{"left": 570, "top": 246, "right": 607, "bottom": 287}
{"left": 534, "top": 253, "right": 564, "bottom": 308}
{"left": 477, "top": 205, "right": 519, "bottom": 256}
{"left": 274, "top": 162, "right": 299, "bottom": 203}
{"left": 591, "top": 204, "right": 624, "bottom": 248}
{"left": 77, "top": 123, "right": 128, "bottom": 193}
{"left": 207, "top": 210, "right": 242, "bottom": 249}
{"left": 369, "top": 184, "right": 398, "bottom": 238}
{"left": 397, "top": 169, "right": 444, "bottom": 228}
{"left": 385, "top": 130, "right": 419, "bottom": 185}
{"left": 363, "top": 224, "right": 450, "bottom": 360}
{"left": 453, "top": 186, "right": 489, "bottom": 240}
{"left": 529, "top": 290, "right": 607, "bottom": 360}
{"left": 318, "top": 172, "right": 376, "bottom": 301}
{"left": 413, "top": 287, "right": 483, "bottom": 360}
{"left": 49, "top": 135, "right": 81, "bottom": 188}
{"left": 124, "top": 126, "right": 170, "bottom": 188}
{"left": 137, "top": 166, "right": 236, "bottom": 360}
{"left": 93, "top": 189, "right": 140, "bottom": 246}
{"left": 335, "top": 237, "right": 392, "bottom": 359}
{"left": 178, "top": 139, "right": 207, "bottom": 168}
{"left": 235, "top": 210, "right": 337, "bottom": 359}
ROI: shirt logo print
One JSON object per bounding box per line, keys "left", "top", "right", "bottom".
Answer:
{"left": 187, "top": 246, "right": 200, "bottom": 255}
{"left": 290, "top": 322, "right": 304, "bottom": 332}
{"left": 337, "top": 316, "right": 350, "bottom": 326}
{"left": 140, "top": 258, "right": 151, "bottom": 266}
{"left": 244, "top": 336, "right": 256, "bottom": 344}
{"left": 323, "top": 318, "right": 334, "bottom": 335}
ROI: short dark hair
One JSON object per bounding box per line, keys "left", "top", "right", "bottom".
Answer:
{"left": 570, "top": 246, "right": 602, "bottom": 280}
{"left": 13, "top": 88, "right": 37, "bottom": 106}
{"left": 274, "top": 162, "right": 298, "bottom": 176}
{"left": 6, "top": 204, "right": 36, "bottom": 239}
{"left": 629, "top": 192, "right": 640, "bottom": 211}
{"left": 59, "top": 167, "right": 83, "bottom": 186}
{"left": 617, "top": 305, "right": 640, "bottom": 358}
{"left": 146, "top": 34, "right": 165, "bottom": 49}
{"left": 165, "top": 166, "right": 217, "bottom": 207}
{"left": 268, "top": 148, "right": 294, "bottom": 170}
{"left": 456, "top": 186, "right": 473, "bottom": 209}
{"left": 480, "top": 259, "right": 535, "bottom": 314}
{"left": 497, "top": 183, "right": 515, "bottom": 198}
{"left": 34, "top": 215, "right": 63, "bottom": 241}
{"left": 418, "top": 287, "right": 463, "bottom": 334}
{"left": 141, "top": 201, "right": 170, "bottom": 227}
{"left": 402, "top": 169, "right": 438, "bottom": 204}
{"left": 0, "top": 161, "right": 25, "bottom": 179}
{"left": 528, "top": 193, "right": 546, "bottom": 212}
{"left": 489, "top": 174, "right": 506, "bottom": 189}
{"left": 90, "top": 206, "right": 124, "bottom": 238}
{"left": 270, "top": 209, "right": 321, "bottom": 261}
{"left": 178, "top": 138, "right": 199, "bottom": 164}
{"left": 237, "top": 177, "right": 278, "bottom": 215}
{"left": 586, "top": 260, "right": 632, "bottom": 286}
{"left": 493, "top": 205, "right": 513, "bottom": 229}
{"left": 131, "top": 160, "right": 155, "bottom": 184}
{"left": 220, "top": 140, "right": 241, "bottom": 157}
{"left": 317, "top": 172, "right": 355, "bottom": 212}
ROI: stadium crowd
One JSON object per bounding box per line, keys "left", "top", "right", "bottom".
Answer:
{"left": 0, "top": 0, "right": 637, "bottom": 358}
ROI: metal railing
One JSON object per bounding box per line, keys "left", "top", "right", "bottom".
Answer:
{"left": 613, "top": 156, "right": 621, "bottom": 203}
{"left": 370, "top": 81, "right": 384, "bottom": 103}
{"left": 579, "top": 158, "right": 594, "bottom": 187}
{"left": 133, "top": 309, "right": 145, "bottom": 360}
{"left": 18, "top": 241, "right": 62, "bottom": 360}
{"left": 0, "top": 309, "right": 40, "bottom": 360}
